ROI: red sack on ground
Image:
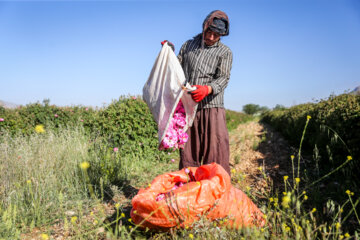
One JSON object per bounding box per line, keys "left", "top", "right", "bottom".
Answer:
{"left": 130, "top": 163, "right": 265, "bottom": 230}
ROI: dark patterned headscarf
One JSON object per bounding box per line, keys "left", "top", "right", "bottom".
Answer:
{"left": 201, "top": 10, "right": 229, "bottom": 48}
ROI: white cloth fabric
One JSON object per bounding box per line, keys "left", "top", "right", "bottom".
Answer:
{"left": 143, "top": 42, "right": 198, "bottom": 146}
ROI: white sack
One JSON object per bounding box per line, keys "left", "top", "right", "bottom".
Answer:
{"left": 143, "top": 42, "right": 198, "bottom": 146}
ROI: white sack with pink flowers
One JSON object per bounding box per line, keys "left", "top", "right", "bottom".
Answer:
{"left": 143, "top": 42, "right": 198, "bottom": 150}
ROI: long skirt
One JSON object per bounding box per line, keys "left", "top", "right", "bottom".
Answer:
{"left": 179, "top": 107, "right": 230, "bottom": 175}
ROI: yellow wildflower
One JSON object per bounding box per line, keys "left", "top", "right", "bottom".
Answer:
{"left": 282, "top": 194, "right": 291, "bottom": 208}
{"left": 196, "top": 181, "right": 201, "bottom": 186}
{"left": 283, "top": 192, "right": 287, "bottom": 196}
{"left": 231, "top": 168, "right": 236, "bottom": 174}
{"left": 26, "top": 180, "right": 31, "bottom": 184}
{"left": 41, "top": 233, "right": 49, "bottom": 240}
{"left": 311, "top": 208, "right": 316, "bottom": 213}
{"left": 246, "top": 186, "right": 251, "bottom": 191}
{"left": 304, "top": 195, "right": 308, "bottom": 200}
{"left": 302, "top": 191, "right": 306, "bottom": 194}
{"left": 121, "top": 213, "right": 125, "bottom": 218}
{"left": 133, "top": 210, "right": 137, "bottom": 214}
{"left": 295, "top": 178, "right": 300, "bottom": 183}
{"left": 115, "top": 203, "right": 120, "bottom": 209}
{"left": 269, "top": 197, "right": 274, "bottom": 202}
{"left": 340, "top": 208, "right": 343, "bottom": 213}
{"left": 306, "top": 220, "right": 310, "bottom": 224}
{"left": 291, "top": 155, "right": 295, "bottom": 160}
{"left": 284, "top": 176, "right": 289, "bottom": 181}
{"left": 189, "top": 233, "right": 194, "bottom": 239}
{"left": 339, "top": 235, "right": 344, "bottom": 240}
{"left": 261, "top": 228, "right": 264, "bottom": 232}
{"left": 346, "top": 190, "right": 351, "bottom": 195}
{"left": 335, "top": 222, "right": 341, "bottom": 229}
{"left": 129, "top": 226, "right": 132, "bottom": 229}
{"left": 285, "top": 226, "right": 291, "bottom": 232}
{"left": 80, "top": 161, "right": 90, "bottom": 170}
{"left": 148, "top": 183, "right": 151, "bottom": 187}
{"left": 71, "top": 216, "right": 77, "bottom": 224}
{"left": 35, "top": 124, "right": 45, "bottom": 133}
{"left": 94, "top": 220, "right": 98, "bottom": 225}
{"left": 347, "top": 156, "right": 352, "bottom": 161}
{"left": 128, "top": 218, "right": 132, "bottom": 222}
{"left": 90, "top": 211, "right": 94, "bottom": 216}
{"left": 344, "top": 233, "right": 350, "bottom": 238}
{"left": 307, "top": 115, "right": 311, "bottom": 120}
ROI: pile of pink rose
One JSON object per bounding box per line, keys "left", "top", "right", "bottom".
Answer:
{"left": 159, "top": 101, "right": 189, "bottom": 150}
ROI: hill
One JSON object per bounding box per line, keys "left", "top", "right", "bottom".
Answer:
{"left": 0, "top": 100, "right": 18, "bottom": 109}
{"left": 351, "top": 85, "right": 360, "bottom": 95}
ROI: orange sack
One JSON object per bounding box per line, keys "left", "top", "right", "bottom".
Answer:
{"left": 131, "top": 163, "right": 265, "bottom": 230}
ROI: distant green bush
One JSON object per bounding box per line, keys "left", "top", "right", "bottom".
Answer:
{"left": 242, "top": 103, "right": 269, "bottom": 115}
{"left": 261, "top": 93, "right": 360, "bottom": 185}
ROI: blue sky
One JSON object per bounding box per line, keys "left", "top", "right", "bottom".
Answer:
{"left": 0, "top": 0, "right": 359, "bottom": 111}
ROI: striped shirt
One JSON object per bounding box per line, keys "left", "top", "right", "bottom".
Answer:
{"left": 178, "top": 34, "right": 233, "bottom": 109}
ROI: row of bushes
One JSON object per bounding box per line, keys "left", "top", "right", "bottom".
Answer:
{"left": 261, "top": 93, "right": 360, "bottom": 186}
{"left": 0, "top": 97, "right": 250, "bottom": 162}
{"left": 0, "top": 96, "right": 165, "bottom": 162}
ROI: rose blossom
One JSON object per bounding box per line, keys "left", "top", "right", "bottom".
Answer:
{"left": 160, "top": 100, "right": 189, "bottom": 150}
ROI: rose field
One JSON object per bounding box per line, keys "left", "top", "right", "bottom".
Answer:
{"left": 0, "top": 94, "right": 359, "bottom": 240}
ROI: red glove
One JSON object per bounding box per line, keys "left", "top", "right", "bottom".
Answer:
{"left": 191, "top": 85, "right": 209, "bottom": 102}
{"left": 161, "top": 40, "right": 175, "bottom": 51}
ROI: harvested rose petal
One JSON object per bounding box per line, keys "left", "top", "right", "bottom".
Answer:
{"left": 178, "top": 132, "right": 189, "bottom": 145}
{"left": 156, "top": 193, "right": 165, "bottom": 201}
{"left": 160, "top": 100, "right": 189, "bottom": 150}
{"left": 176, "top": 118, "right": 186, "bottom": 128}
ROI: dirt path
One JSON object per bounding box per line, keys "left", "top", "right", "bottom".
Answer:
{"left": 229, "top": 120, "right": 294, "bottom": 197}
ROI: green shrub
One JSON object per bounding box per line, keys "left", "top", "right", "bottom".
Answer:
{"left": 261, "top": 93, "right": 360, "bottom": 186}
